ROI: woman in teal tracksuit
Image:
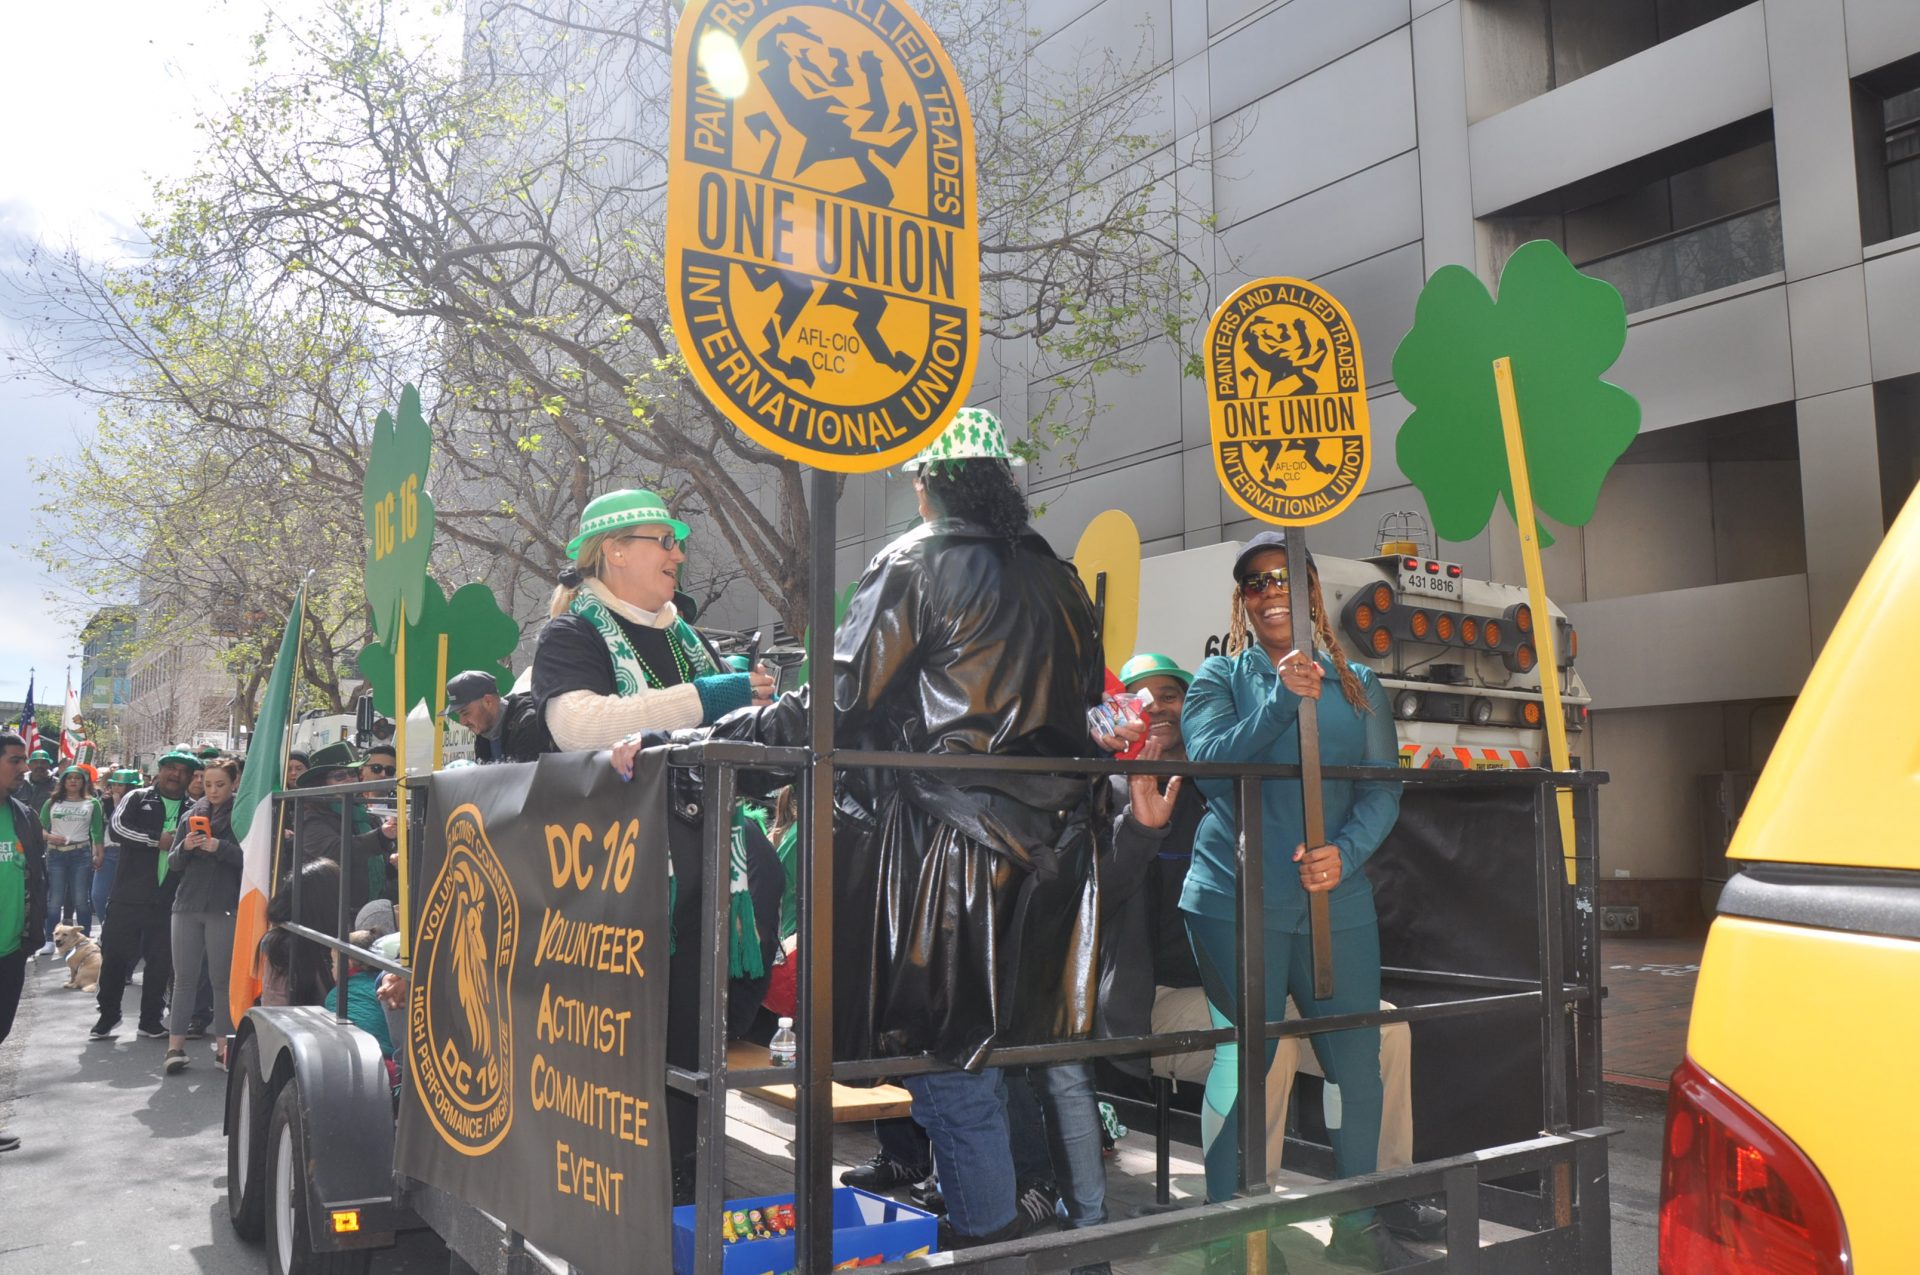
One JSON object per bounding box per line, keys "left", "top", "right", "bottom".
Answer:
{"left": 1180, "top": 529, "right": 1410, "bottom": 1269}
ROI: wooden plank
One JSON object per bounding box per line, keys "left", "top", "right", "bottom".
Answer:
{"left": 727, "top": 1041, "right": 915, "bottom": 1123}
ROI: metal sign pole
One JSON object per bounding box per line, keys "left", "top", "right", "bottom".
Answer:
{"left": 1287, "top": 526, "right": 1336, "bottom": 1000}
{"left": 798, "top": 468, "right": 838, "bottom": 1274}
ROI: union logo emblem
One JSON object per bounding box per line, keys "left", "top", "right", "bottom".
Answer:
{"left": 1205, "top": 278, "right": 1371, "bottom": 527}
{"left": 666, "top": 0, "right": 980, "bottom": 473}
{"left": 409, "top": 803, "right": 519, "bottom": 1156}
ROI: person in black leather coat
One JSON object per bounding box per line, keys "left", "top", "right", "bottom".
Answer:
{"left": 696, "top": 408, "right": 1106, "bottom": 1245}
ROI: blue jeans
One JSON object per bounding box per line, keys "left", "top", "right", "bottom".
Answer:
{"left": 1005, "top": 1065, "right": 1107, "bottom": 1227}
{"left": 91, "top": 847, "right": 118, "bottom": 923}
{"left": 903, "top": 1069, "right": 1014, "bottom": 1239}
{"left": 44, "top": 850, "right": 94, "bottom": 940}
{"left": 873, "top": 1117, "right": 931, "bottom": 1176}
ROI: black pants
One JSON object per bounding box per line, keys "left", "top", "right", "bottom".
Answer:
{"left": 96, "top": 859, "right": 176, "bottom": 1028}
{"left": 0, "top": 946, "right": 26, "bottom": 1044}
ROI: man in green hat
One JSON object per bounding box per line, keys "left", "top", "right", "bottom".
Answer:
{"left": 94, "top": 750, "right": 202, "bottom": 1038}
{"left": 702, "top": 406, "right": 1105, "bottom": 1247}
{"left": 294, "top": 740, "right": 397, "bottom": 913}
{"left": 20, "top": 749, "right": 57, "bottom": 820}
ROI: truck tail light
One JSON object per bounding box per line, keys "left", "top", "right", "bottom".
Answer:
{"left": 1660, "top": 1056, "right": 1848, "bottom": 1275}
{"left": 1370, "top": 627, "right": 1391, "bottom": 655}
{"left": 1505, "top": 642, "right": 1536, "bottom": 674}
{"left": 1521, "top": 700, "right": 1543, "bottom": 726}
{"left": 1409, "top": 610, "right": 1432, "bottom": 640}
{"left": 1482, "top": 620, "right": 1501, "bottom": 648}
{"left": 1435, "top": 613, "right": 1456, "bottom": 643}
{"left": 1370, "top": 582, "right": 1393, "bottom": 613}
{"left": 1460, "top": 616, "right": 1479, "bottom": 645}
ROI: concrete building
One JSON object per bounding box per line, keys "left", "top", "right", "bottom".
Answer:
{"left": 81, "top": 606, "right": 133, "bottom": 713}
{"left": 782, "top": 0, "right": 1920, "bottom": 935}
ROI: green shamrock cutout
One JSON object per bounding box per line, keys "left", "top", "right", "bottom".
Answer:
{"left": 1392, "top": 240, "right": 1640, "bottom": 547}
{"left": 357, "top": 580, "right": 521, "bottom": 718}
{"left": 361, "top": 384, "right": 438, "bottom": 642}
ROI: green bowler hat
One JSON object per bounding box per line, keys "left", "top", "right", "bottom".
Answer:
{"left": 1119, "top": 652, "right": 1193, "bottom": 689}
{"left": 901, "top": 406, "right": 1025, "bottom": 472}
{"left": 156, "top": 749, "right": 206, "bottom": 772}
{"left": 566, "top": 489, "right": 692, "bottom": 560}
{"left": 111, "top": 768, "right": 142, "bottom": 784}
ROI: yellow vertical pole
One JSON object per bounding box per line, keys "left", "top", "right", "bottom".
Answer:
{"left": 1492, "top": 356, "right": 1578, "bottom": 872}
{"left": 433, "top": 634, "right": 448, "bottom": 773}
{"left": 393, "top": 608, "right": 412, "bottom": 962}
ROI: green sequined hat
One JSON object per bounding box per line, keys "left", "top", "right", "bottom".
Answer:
{"left": 900, "top": 407, "right": 1025, "bottom": 472}
{"left": 566, "top": 489, "right": 693, "bottom": 560}
{"left": 1119, "top": 653, "right": 1194, "bottom": 689}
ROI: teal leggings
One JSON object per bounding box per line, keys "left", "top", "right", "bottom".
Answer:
{"left": 1184, "top": 912, "right": 1383, "bottom": 1207}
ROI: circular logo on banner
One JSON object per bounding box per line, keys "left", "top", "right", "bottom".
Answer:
{"left": 666, "top": 0, "right": 980, "bottom": 473}
{"left": 1205, "top": 278, "right": 1371, "bottom": 526}
{"left": 410, "top": 803, "right": 520, "bottom": 1156}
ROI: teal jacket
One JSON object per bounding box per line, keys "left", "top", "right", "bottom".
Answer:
{"left": 1177, "top": 647, "right": 1402, "bottom": 933}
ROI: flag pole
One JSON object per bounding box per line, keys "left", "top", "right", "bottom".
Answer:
{"left": 1492, "top": 357, "right": 1578, "bottom": 872}
{"left": 432, "top": 634, "right": 448, "bottom": 772}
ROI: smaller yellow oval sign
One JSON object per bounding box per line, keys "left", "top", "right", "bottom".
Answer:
{"left": 1205, "top": 277, "right": 1371, "bottom": 527}
{"left": 666, "top": 0, "right": 980, "bottom": 473}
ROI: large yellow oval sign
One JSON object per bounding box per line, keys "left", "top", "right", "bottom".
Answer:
{"left": 1205, "top": 277, "right": 1371, "bottom": 526}
{"left": 667, "top": 0, "right": 980, "bottom": 474}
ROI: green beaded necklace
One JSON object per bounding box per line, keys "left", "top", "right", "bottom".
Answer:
{"left": 633, "top": 628, "right": 696, "bottom": 689}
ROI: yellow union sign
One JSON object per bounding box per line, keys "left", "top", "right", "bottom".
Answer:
{"left": 1205, "top": 277, "right": 1371, "bottom": 526}
{"left": 666, "top": 0, "right": 980, "bottom": 473}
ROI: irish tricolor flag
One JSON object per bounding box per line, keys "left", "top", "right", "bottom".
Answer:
{"left": 228, "top": 586, "right": 304, "bottom": 1028}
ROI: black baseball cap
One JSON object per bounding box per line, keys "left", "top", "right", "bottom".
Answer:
{"left": 445, "top": 670, "right": 499, "bottom": 713}
{"left": 1232, "top": 529, "right": 1317, "bottom": 580}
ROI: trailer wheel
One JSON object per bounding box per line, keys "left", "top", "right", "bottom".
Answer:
{"left": 265, "top": 1081, "right": 372, "bottom": 1275}
{"left": 226, "top": 1035, "right": 267, "bottom": 1240}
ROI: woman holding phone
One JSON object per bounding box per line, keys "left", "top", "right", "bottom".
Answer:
{"left": 164, "top": 756, "right": 243, "bottom": 1074}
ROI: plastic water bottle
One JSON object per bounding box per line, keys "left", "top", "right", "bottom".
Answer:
{"left": 1087, "top": 688, "right": 1153, "bottom": 737}
{"left": 769, "top": 1017, "right": 798, "bottom": 1068}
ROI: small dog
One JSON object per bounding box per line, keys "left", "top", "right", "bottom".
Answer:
{"left": 51, "top": 924, "right": 102, "bottom": 993}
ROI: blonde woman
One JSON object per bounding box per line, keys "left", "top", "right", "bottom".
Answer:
{"left": 1178, "top": 529, "right": 1412, "bottom": 1269}
{"left": 531, "top": 489, "right": 772, "bottom": 750}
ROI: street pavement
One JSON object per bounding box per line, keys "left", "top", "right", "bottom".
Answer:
{"left": 0, "top": 950, "right": 442, "bottom": 1275}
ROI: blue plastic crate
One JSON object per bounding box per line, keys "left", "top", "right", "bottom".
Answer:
{"left": 671, "top": 1186, "right": 938, "bottom": 1275}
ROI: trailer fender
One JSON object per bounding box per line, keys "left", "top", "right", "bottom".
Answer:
{"left": 241, "top": 1005, "right": 405, "bottom": 1248}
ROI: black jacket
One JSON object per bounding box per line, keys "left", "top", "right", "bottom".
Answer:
{"left": 5, "top": 791, "right": 48, "bottom": 951}
{"left": 474, "top": 690, "right": 552, "bottom": 764}
{"left": 296, "top": 801, "right": 392, "bottom": 914}
{"left": 1098, "top": 774, "right": 1206, "bottom": 1076}
{"left": 105, "top": 786, "right": 182, "bottom": 908}
{"left": 711, "top": 516, "right": 1105, "bottom": 1067}
{"left": 167, "top": 797, "right": 244, "bottom": 914}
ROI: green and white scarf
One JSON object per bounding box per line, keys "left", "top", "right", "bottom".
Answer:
{"left": 572, "top": 583, "right": 762, "bottom": 977}
{"left": 568, "top": 585, "right": 716, "bottom": 693}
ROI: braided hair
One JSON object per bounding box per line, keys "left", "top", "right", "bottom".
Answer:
{"left": 918, "top": 459, "right": 1031, "bottom": 542}
{"left": 1224, "top": 568, "right": 1372, "bottom": 714}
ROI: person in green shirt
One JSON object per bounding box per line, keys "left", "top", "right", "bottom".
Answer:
{"left": 0, "top": 731, "right": 52, "bottom": 1153}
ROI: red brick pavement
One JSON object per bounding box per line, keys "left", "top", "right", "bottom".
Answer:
{"left": 1601, "top": 934, "right": 1705, "bottom": 1090}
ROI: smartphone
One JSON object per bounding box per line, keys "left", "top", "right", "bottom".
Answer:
{"left": 746, "top": 630, "right": 765, "bottom": 668}
{"left": 188, "top": 815, "right": 212, "bottom": 838}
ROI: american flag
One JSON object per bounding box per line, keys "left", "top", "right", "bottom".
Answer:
{"left": 18, "top": 676, "right": 36, "bottom": 756}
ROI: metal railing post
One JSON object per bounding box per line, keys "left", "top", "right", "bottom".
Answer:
{"left": 798, "top": 467, "right": 838, "bottom": 1275}
{"left": 694, "top": 758, "right": 735, "bottom": 1275}
{"left": 1572, "top": 784, "right": 1605, "bottom": 1129}
{"left": 1533, "top": 782, "right": 1571, "bottom": 1134}
{"left": 335, "top": 793, "right": 352, "bottom": 1020}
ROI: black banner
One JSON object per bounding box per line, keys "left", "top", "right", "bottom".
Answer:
{"left": 395, "top": 750, "right": 672, "bottom": 1272}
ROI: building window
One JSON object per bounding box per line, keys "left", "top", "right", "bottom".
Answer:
{"left": 1875, "top": 375, "right": 1920, "bottom": 530}
{"left": 1464, "top": 0, "right": 1752, "bottom": 121}
{"left": 1480, "top": 115, "right": 1782, "bottom": 313}
{"left": 1855, "top": 55, "right": 1920, "bottom": 246}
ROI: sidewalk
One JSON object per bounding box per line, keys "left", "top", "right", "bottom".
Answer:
{"left": 1600, "top": 934, "right": 1705, "bottom": 1091}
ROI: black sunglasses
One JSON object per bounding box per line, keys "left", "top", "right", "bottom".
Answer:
{"left": 365, "top": 763, "right": 396, "bottom": 777}
{"left": 1238, "top": 567, "right": 1293, "bottom": 597}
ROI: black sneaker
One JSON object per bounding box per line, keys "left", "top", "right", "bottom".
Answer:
{"left": 839, "top": 1152, "right": 926, "bottom": 1192}
{"left": 1378, "top": 1197, "right": 1447, "bottom": 1242}
{"left": 89, "top": 1013, "right": 122, "bottom": 1040}
{"left": 1325, "top": 1219, "right": 1422, "bottom": 1270}
{"left": 1014, "top": 1180, "right": 1061, "bottom": 1231}
{"left": 185, "top": 1018, "right": 210, "bottom": 1040}
{"left": 906, "top": 1173, "right": 945, "bottom": 1215}
{"left": 164, "top": 1049, "right": 189, "bottom": 1074}
{"left": 937, "top": 1209, "right": 1033, "bottom": 1251}
{"left": 0, "top": 1131, "right": 19, "bottom": 1153}
{"left": 137, "top": 1022, "right": 169, "bottom": 1039}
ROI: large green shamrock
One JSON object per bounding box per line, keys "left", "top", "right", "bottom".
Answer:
{"left": 1392, "top": 240, "right": 1639, "bottom": 547}
{"left": 361, "top": 384, "right": 437, "bottom": 642}
{"left": 357, "top": 580, "right": 521, "bottom": 718}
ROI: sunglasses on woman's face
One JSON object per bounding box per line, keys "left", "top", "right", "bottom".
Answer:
{"left": 620, "top": 530, "right": 682, "bottom": 553}
{"left": 1238, "top": 567, "right": 1292, "bottom": 597}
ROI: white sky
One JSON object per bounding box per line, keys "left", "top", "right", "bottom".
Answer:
{"left": 0, "top": 0, "right": 461, "bottom": 703}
